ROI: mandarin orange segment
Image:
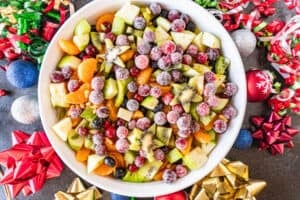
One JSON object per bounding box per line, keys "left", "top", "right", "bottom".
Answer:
{"left": 136, "top": 67, "right": 153, "bottom": 85}
{"left": 105, "top": 138, "right": 117, "bottom": 152}
{"left": 132, "top": 110, "right": 144, "bottom": 119}
{"left": 120, "top": 49, "right": 135, "bottom": 62}
{"left": 106, "top": 99, "right": 118, "bottom": 121}
{"left": 77, "top": 58, "right": 98, "bottom": 83}
{"left": 96, "top": 13, "right": 114, "bottom": 32}
{"left": 109, "top": 151, "right": 126, "bottom": 168}
{"left": 93, "top": 163, "right": 115, "bottom": 176}
{"left": 194, "top": 130, "right": 211, "bottom": 143}
{"left": 76, "top": 148, "right": 91, "bottom": 162}
{"left": 180, "top": 136, "right": 193, "bottom": 155}
{"left": 65, "top": 83, "right": 90, "bottom": 104}
{"left": 58, "top": 39, "right": 80, "bottom": 55}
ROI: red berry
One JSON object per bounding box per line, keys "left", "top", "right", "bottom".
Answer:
{"left": 157, "top": 55, "right": 172, "bottom": 70}
{"left": 162, "top": 169, "right": 177, "bottom": 183}
{"left": 222, "top": 105, "right": 237, "bottom": 119}
{"left": 136, "top": 117, "right": 151, "bottom": 130}
{"left": 224, "top": 82, "right": 238, "bottom": 97}
{"left": 162, "top": 92, "right": 174, "bottom": 105}
{"left": 168, "top": 9, "right": 181, "bottom": 22}
{"left": 182, "top": 54, "right": 192, "bottom": 65}
{"left": 170, "top": 52, "right": 182, "bottom": 64}
{"left": 105, "top": 32, "right": 116, "bottom": 42}
{"left": 135, "top": 55, "right": 149, "bottom": 70}
{"left": 130, "top": 67, "right": 140, "bottom": 77}
{"left": 150, "top": 47, "right": 162, "bottom": 61}
{"left": 175, "top": 137, "right": 187, "bottom": 150}
{"left": 128, "top": 164, "right": 138, "bottom": 172}
{"left": 196, "top": 52, "right": 208, "bottom": 64}
{"left": 102, "top": 21, "right": 112, "bottom": 33}
{"left": 115, "top": 139, "right": 129, "bottom": 153}
{"left": 138, "top": 84, "right": 151, "bottom": 97}
{"left": 175, "top": 164, "right": 188, "bottom": 178}
{"left": 161, "top": 41, "right": 176, "bottom": 55}
{"left": 103, "top": 120, "right": 111, "bottom": 129}
{"left": 196, "top": 102, "right": 210, "bottom": 116}
{"left": 116, "top": 126, "right": 129, "bottom": 138}
{"left": 154, "top": 149, "right": 165, "bottom": 161}
{"left": 172, "top": 104, "right": 184, "bottom": 114}
{"left": 213, "top": 119, "right": 228, "bottom": 134}
{"left": 186, "top": 44, "right": 198, "bottom": 57}
{"left": 167, "top": 111, "right": 180, "bottom": 124}
{"left": 150, "top": 86, "right": 162, "bottom": 98}
{"left": 154, "top": 111, "right": 167, "bottom": 125}
{"left": 105, "top": 126, "right": 116, "bottom": 139}
{"left": 134, "top": 156, "right": 145, "bottom": 167}
{"left": 204, "top": 71, "right": 216, "bottom": 82}
{"left": 171, "top": 19, "right": 186, "bottom": 32}
{"left": 134, "top": 93, "right": 144, "bottom": 102}
{"left": 77, "top": 126, "right": 88, "bottom": 136}
{"left": 67, "top": 80, "right": 80, "bottom": 92}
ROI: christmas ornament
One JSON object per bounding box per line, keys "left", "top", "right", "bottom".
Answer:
{"left": 233, "top": 129, "right": 253, "bottom": 149}
{"left": 251, "top": 112, "right": 299, "bottom": 155}
{"left": 0, "top": 89, "right": 8, "bottom": 97}
{"left": 11, "top": 95, "right": 39, "bottom": 124}
{"left": 246, "top": 69, "right": 274, "bottom": 102}
{"left": 189, "top": 159, "right": 267, "bottom": 200}
{"left": 231, "top": 29, "right": 257, "bottom": 57}
{"left": 111, "top": 193, "right": 134, "bottom": 200}
{"left": 54, "top": 177, "right": 102, "bottom": 200}
{"left": 6, "top": 60, "right": 39, "bottom": 88}
{"left": 0, "top": 130, "right": 63, "bottom": 197}
{"left": 155, "top": 191, "right": 188, "bottom": 200}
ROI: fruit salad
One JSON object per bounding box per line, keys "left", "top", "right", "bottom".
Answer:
{"left": 50, "top": 2, "right": 238, "bottom": 183}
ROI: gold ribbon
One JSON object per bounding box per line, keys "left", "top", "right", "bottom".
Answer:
{"left": 190, "top": 159, "right": 266, "bottom": 200}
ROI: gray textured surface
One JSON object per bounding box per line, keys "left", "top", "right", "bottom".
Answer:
{"left": 0, "top": 1, "right": 299, "bottom": 200}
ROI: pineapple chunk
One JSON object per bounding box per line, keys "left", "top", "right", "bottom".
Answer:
{"left": 52, "top": 117, "right": 73, "bottom": 141}
{"left": 115, "top": 3, "right": 140, "bottom": 25}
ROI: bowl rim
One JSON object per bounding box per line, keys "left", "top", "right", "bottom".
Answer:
{"left": 38, "top": 0, "right": 246, "bottom": 197}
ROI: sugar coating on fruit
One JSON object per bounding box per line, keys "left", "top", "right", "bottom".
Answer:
{"left": 154, "top": 111, "right": 167, "bottom": 125}
{"left": 116, "top": 126, "right": 129, "bottom": 139}
{"left": 115, "top": 67, "right": 129, "bottom": 80}
{"left": 213, "top": 119, "right": 228, "bottom": 134}
{"left": 176, "top": 115, "right": 192, "bottom": 130}
{"left": 11, "top": 95, "right": 39, "bottom": 124}
{"left": 126, "top": 99, "right": 139, "bottom": 111}
{"left": 135, "top": 55, "right": 149, "bottom": 69}
{"left": 96, "top": 106, "right": 109, "bottom": 118}
{"left": 156, "top": 71, "right": 171, "bottom": 86}
{"left": 222, "top": 105, "right": 237, "bottom": 119}
{"left": 167, "top": 110, "right": 180, "bottom": 124}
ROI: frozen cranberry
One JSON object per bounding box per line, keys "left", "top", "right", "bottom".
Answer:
{"left": 105, "top": 32, "right": 116, "bottom": 42}
{"left": 197, "top": 102, "right": 210, "bottom": 116}
{"left": 182, "top": 54, "right": 192, "bottom": 65}
{"left": 117, "top": 118, "right": 126, "bottom": 126}
{"left": 116, "top": 126, "right": 129, "bottom": 139}
{"left": 136, "top": 117, "right": 151, "bottom": 130}
{"left": 191, "top": 121, "right": 200, "bottom": 133}
{"left": 161, "top": 41, "right": 176, "bottom": 55}
{"left": 171, "top": 19, "right": 186, "bottom": 32}
{"left": 96, "top": 106, "right": 109, "bottom": 118}
{"left": 61, "top": 66, "right": 73, "bottom": 79}
{"left": 177, "top": 129, "right": 191, "bottom": 138}
{"left": 206, "top": 95, "right": 218, "bottom": 107}
{"left": 91, "top": 76, "right": 105, "bottom": 90}
{"left": 50, "top": 71, "right": 65, "bottom": 83}
{"left": 89, "top": 90, "right": 104, "bottom": 105}
{"left": 162, "top": 92, "right": 174, "bottom": 105}
{"left": 138, "top": 84, "right": 151, "bottom": 97}
{"left": 204, "top": 71, "right": 216, "bottom": 83}
{"left": 206, "top": 48, "right": 220, "bottom": 61}
{"left": 171, "top": 69, "right": 183, "bottom": 82}
{"left": 128, "top": 120, "right": 136, "bottom": 130}
{"left": 133, "top": 16, "right": 146, "bottom": 30}
{"left": 204, "top": 83, "right": 216, "bottom": 97}
{"left": 154, "top": 111, "right": 167, "bottom": 125}
{"left": 95, "top": 144, "right": 107, "bottom": 156}
{"left": 69, "top": 105, "right": 82, "bottom": 119}
{"left": 176, "top": 115, "right": 192, "bottom": 130}
{"left": 103, "top": 120, "right": 111, "bottom": 129}
{"left": 168, "top": 9, "right": 181, "bottom": 22}
{"left": 196, "top": 52, "right": 208, "bottom": 64}
{"left": 186, "top": 44, "right": 198, "bottom": 57}
{"left": 224, "top": 82, "right": 238, "bottom": 97}
{"left": 150, "top": 47, "right": 162, "bottom": 61}
{"left": 213, "top": 119, "right": 228, "bottom": 134}
{"left": 167, "top": 110, "right": 180, "bottom": 124}
{"left": 175, "top": 164, "right": 188, "bottom": 178}
{"left": 222, "top": 105, "right": 237, "bottom": 119}
{"left": 115, "top": 34, "right": 129, "bottom": 46}
{"left": 128, "top": 164, "right": 138, "bottom": 172}
{"left": 126, "top": 99, "right": 139, "bottom": 111}
{"left": 130, "top": 66, "right": 140, "bottom": 77}
{"left": 143, "top": 30, "right": 155, "bottom": 43}
{"left": 172, "top": 104, "right": 184, "bottom": 114}
{"left": 135, "top": 55, "right": 149, "bottom": 70}
{"left": 176, "top": 45, "right": 184, "bottom": 54}
{"left": 85, "top": 44, "right": 98, "bottom": 57}
{"left": 162, "top": 169, "right": 177, "bottom": 183}
{"left": 93, "top": 134, "right": 104, "bottom": 145}
{"left": 139, "top": 149, "right": 147, "bottom": 158}
{"left": 175, "top": 137, "right": 187, "bottom": 150}
{"left": 150, "top": 86, "right": 162, "bottom": 98}
{"left": 156, "top": 71, "right": 172, "bottom": 86}
{"left": 115, "top": 139, "right": 129, "bottom": 153}
{"left": 67, "top": 79, "right": 80, "bottom": 92}
{"left": 134, "top": 93, "right": 144, "bottom": 102}
{"left": 137, "top": 41, "right": 151, "bottom": 55}
{"left": 127, "top": 81, "right": 138, "bottom": 93}
{"left": 115, "top": 67, "right": 129, "bottom": 80}
{"left": 77, "top": 126, "right": 88, "bottom": 136}
{"left": 180, "top": 14, "right": 190, "bottom": 23}
{"left": 149, "top": 3, "right": 162, "bottom": 16}
{"left": 154, "top": 149, "right": 165, "bottom": 161}
{"left": 157, "top": 55, "right": 172, "bottom": 70}
{"left": 105, "top": 126, "right": 116, "bottom": 139}
{"left": 170, "top": 52, "right": 182, "bottom": 65}
{"left": 134, "top": 156, "right": 145, "bottom": 167}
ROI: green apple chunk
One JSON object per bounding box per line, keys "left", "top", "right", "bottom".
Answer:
{"left": 52, "top": 117, "right": 73, "bottom": 141}
{"left": 104, "top": 78, "right": 118, "bottom": 99}
{"left": 115, "top": 78, "right": 131, "bottom": 107}
{"left": 128, "top": 128, "right": 143, "bottom": 151}
{"left": 200, "top": 112, "right": 216, "bottom": 127}
{"left": 124, "top": 151, "right": 136, "bottom": 165}
{"left": 73, "top": 34, "right": 90, "bottom": 51}
{"left": 74, "top": 19, "right": 91, "bottom": 35}
{"left": 112, "top": 16, "right": 126, "bottom": 35}
{"left": 167, "top": 148, "right": 183, "bottom": 163}
{"left": 141, "top": 96, "right": 159, "bottom": 110}
{"left": 58, "top": 55, "right": 82, "bottom": 70}
{"left": 183, "top": 147, "right": 208, "bottom": 170}
{"left": 201, "top": 32, "right": 221, "bottom": 49}
{"left": 137, "top": 160, "right": 163, "bottom": 181}
{"left": 211, "top": 97, "right": 229, "bottom": 112}
{"left": 49, "top": 83, "right": 69, "bottom": 108}
{"left": 156, "top": 126, "right": 172, "bottom": 145}
{"left": 87, "top": 154, "right": 105, "bottom": 173}
{"left": 171, "top": 31, "right": 196, "bottom": 50}
{"left": 122, "top": 171, "right": 145, "bottom": 183}
{"left": 115, "top": 3, "right": 140, "bottom": 25}
{"left": 67, "top": 130, "right": 84, "bottom": 151}
{"left": 90, "top": 32, "right": 102, "bottom": 52}
{"left": 192, "top": 32, "right": 207, "bottom": 52}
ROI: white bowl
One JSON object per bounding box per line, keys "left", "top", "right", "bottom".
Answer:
{"left": 38, "top": 0, "right": 246, "bottom": 197}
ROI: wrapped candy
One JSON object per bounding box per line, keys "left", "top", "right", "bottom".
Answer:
{"left": 189, "top": 159, "right": 266, "bottom": 200}
{"left": 251, "top": 112, "right": 299, "bottom": 155}
{"left": 54, "top": 177, "right": 102, "bottom": 200}
{"left": 0, "top": 131, "right": 63, "bottom": 197}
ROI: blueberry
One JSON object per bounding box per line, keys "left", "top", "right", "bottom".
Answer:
{"left": 114, "top": 167, "right": 127, "bottom": 179}
{"left": 233, "top": 129, "right": 253, "bottom": 150}
{"left": 104, "top": 156, "right": 116, "bottom": 167}
{"left": 6, "top": 60, "right": 39, "bottom": 88}
{"left": 160, "top": 9, "right": 169, "bottom": 18}
{"left": 110, "top": 193, "right": 131, "bottom": 200}
{"left": 153, "top": 102, "right": 163, "bottom": 113}
{"left": 186, "top": 21, "right": 196, "bottom": 32}
{"left": 91, "top": 117, "right": 103, "bottom": 129}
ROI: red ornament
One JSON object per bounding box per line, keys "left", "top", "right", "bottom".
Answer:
{"left": 246, "top": 69, "right": 273, "bottom": 102}
{"left": 154, "top": 191, "right": 188, "bottom": 200}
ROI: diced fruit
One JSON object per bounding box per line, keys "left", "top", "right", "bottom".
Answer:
{"left": 50, "top": 83, "right": 69, "bottom": 108}
{"left": 77, "top": 58, "right": 97, "bottom": 83}
{"left": 171, "top": 31, "right": 196, "bottom": 50}
{"left": 120, "top": 49, "right": 135, "bottom": 62}
{"left": 104, "top": 78, "right": 118, "bottom": 99}
{"left": 80, "top": 107, "right": 96, "bottom": 122}
{"left": 115, "top": 3, "right": 140, "bottom": 25}
{"left": 147, "top": 123, "right": 157, "bottom": 134}
{"left": 188, "top": 75, "right": 204, "bottom": 94}
{"left": 65, "top": 83, "right": 90, "bottom": 104}
{"left": 122, "top": 171, "right": 145, "bottom": 182}
{"left": 117, "top": 108, "right": 133, "bottom": 122}
{"left": 52, "top": 117, "right": 73, "bottom": 141}
{"left": 194, "top": 130, "right": 212, "bottom": 143}
{"left": 182, "top": 147, "right": 208, "bottom": 170}
{"left": 112, "top": 16, "right": 126, "bottom": 35}
{"left": 180, "top": 136, "right": 193, "bottom": 155}
{"left": 141, "top": 133, "right": 155, "bottom": 162}
{"left": 201, "top": 142, "right": 216, "bottom": 154}
{"left": 84, "top": 137, "right": 94, "bottom": 150}
{"left": 74, "top": 19, "right": 91, "bottom": 35}
{"left": 115, "top": 78, "right": 131, "bottom": 107}
{"left": 128, "top": 128, "right": 143, "bottom": 151}
{"left": 215, "top": 56, "right": 230, "bottom": 75}
{"left": 136, "top": 67, "right": 153, "bottom": 85}
{"left": 200, "top": 112, "right": 217, "bottom": 131}
{"left": 156, "top": 126, "right": 172, "bottom": 145}
{"left": 192, "top": 32, "right": 207, "bottom": 52}
{"left": 94, "top": 162, "right": 115, "bottom": 176}
{"left": 190, "top": 103, "right": 200, "bottom": 121}
{"left": 155, "top": 26, "right": 171, "bottom": 46}
{"left": 156, "top": 17, "right": 171, "bottom": 31}
{"left": 87, "top": 154, "right": 105, "bottom": 173}
{"left": 90, "top": 32, "right": 102, "bottom": 51}
{"left": 136, "top": 160, "right": 163, "bottom": 181}
{"left": 76, "top": 148, "right": 91, "bottom": 162}
{"left": 167, "top": 148, "right": 182, "bottom": 163}
{"left": 141, "top": 96, "right": 159, "bottom": 110}
{"left": 73, "top": 34, "right": 90, "bottom": 51}
{"left": 58, "top": 39, "right": 80, "bottom": 55}
{"left": 201, "top": 32, "right": 221, "bottom": 49}
{"left": 106, "top": 99, "right": 118, "bottom": 121}
{"left": 68, "top": 130, "right": 84, "bottom": 151}
{"left": 211, "top": 97, "right": 229, "bottom": 112}
{"left": 58, "top": 55, "right": 82, "bottom": 70}
{"left": 96, "top": 13, "right": 114, "bottom": 32}
{"left": 124, "top": 151, "right": 136, "bottom": 165}
{"left": 182, "top": 64, "right": 200, "bottom": 77}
